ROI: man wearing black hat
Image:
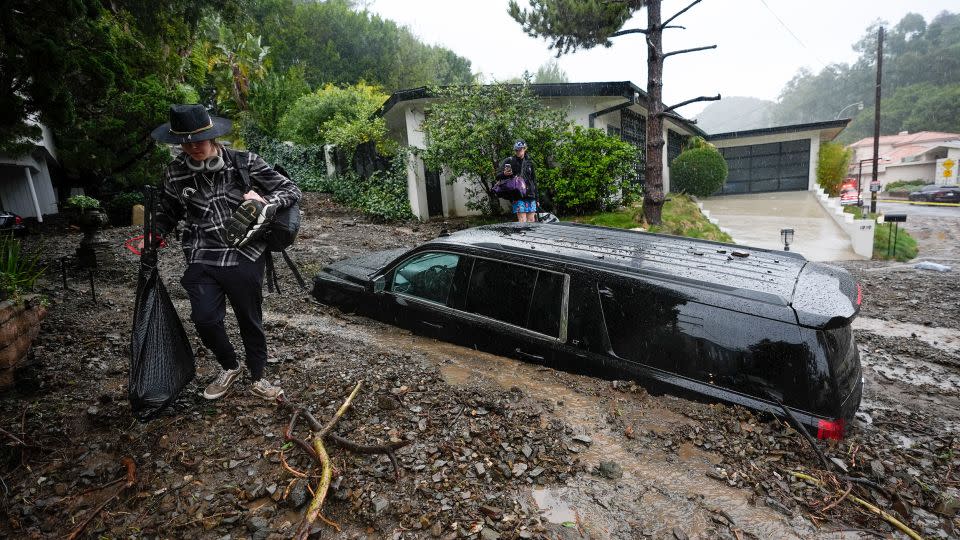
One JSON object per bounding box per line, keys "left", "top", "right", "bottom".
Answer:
{"left": 150, "top": 104, "right": 301, "bottom": 401}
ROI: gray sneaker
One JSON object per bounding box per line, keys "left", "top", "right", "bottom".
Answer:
{"left": 203, "top": 367, "right": 242, "bottom": 400}
{"left": 251, "top": 378, "right": 284, "bottom": 400}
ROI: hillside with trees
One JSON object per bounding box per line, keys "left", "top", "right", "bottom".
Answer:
{"left": 1, "top": 0, "right": 474, "bottom": 195}
{"left": 772, "top": 10, "right": 960, "bottom": 143}
{"left": 695, "top": 97, "right": 776, "bottom": 134}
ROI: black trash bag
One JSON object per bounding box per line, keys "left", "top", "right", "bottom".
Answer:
{"left": 128, "top": 187, "right": 195, "bottom": 421}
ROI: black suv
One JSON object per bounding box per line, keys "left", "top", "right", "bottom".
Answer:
{"left": 312, "top": 222, "right": 863, "bottom": 439}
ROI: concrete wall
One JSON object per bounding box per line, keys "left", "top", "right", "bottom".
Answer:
{"left": 883, "top": 162, "right": 936, "bottom": 185}
{"left": 710, "top": 129, "right": 823, "bottom": 191}
{"left": 813, "top": 186, "right": 875, "bottom": 258}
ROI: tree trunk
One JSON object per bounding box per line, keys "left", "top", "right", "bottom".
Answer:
{"left": 642, "top": 0, "right": 665, "bottom": 225}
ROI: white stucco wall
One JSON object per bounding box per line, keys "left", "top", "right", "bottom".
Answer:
{"left": 386, "top": 95, "right": 701, "bottom": 221}
{"left": 883, "top": 162, "right": 936, "bottom": 185}
{"left": 814, "top": 187, "right": 875, "bottom": 259}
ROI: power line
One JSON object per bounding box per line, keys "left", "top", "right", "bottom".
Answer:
{"left": 756, "top": 0, "right": 828, "bottom": 68}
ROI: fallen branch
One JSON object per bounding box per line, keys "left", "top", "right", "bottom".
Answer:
{"left": 790, "top": 471, "right": 922, "bottom": 540}
{"left": 277, "top": 382, "right": 412, "bottom": 540}
{"left": 66, "top": 457, "right": 136, "bottom": 540}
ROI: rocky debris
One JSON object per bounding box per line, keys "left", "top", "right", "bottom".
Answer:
{"left": 2, "top": 193, "right": 958, "bottom": 539}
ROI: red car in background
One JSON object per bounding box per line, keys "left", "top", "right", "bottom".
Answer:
{"left": 0, "top": 209, "right": 28, "bottom": 236}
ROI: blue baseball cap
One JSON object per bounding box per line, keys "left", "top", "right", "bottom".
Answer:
{"left": 514, "top": 140, "right": 527, "bottom": 151}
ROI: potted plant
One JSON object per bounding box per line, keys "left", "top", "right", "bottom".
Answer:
{"left": 67, "top": 195, "right": 109, "bottom": 266}
{"left": 0, "top": 235, "right": 47, "bottom": 390}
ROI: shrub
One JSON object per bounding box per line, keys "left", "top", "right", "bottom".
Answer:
{"left": 816, "top": 141, "right": 852, "bottom": 197}
{"left": 885, "top": 179, "right": 928, "bottom": 193}
{"left": 241, "top": 123, "right": 329, "bottom": 193}
{"left": 670, "top": 147, "right": 728, "bottom": 197}
{"left": 277, "top": 82, "right": 391, "bottom": 155}
{"left": 66, "top": 195, "right": 101, "bottom": 210}
{"left": 538, "top": 126, "right": 640, "bottom": 214}
{"left": 328, "top": 153, "right": 413, "bottom": 222}
{"left": 0, "top": 235, "right": 44, "bottom": 301}
{"left": 106, "top": 192, "right": 145, "bottom": 226}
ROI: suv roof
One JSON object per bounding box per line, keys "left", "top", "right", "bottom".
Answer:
{"left": 430, "top": 222, "right": 808, "bottom": 304}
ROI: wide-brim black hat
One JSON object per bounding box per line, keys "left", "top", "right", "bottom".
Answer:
{"left": 150, "top": 104, "right": 232, "bottom": 144}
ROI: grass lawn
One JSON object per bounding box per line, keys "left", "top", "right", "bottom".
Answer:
{"left": 565, "top": 194, "right": 734, "bottom": 243}
{"left": 844, "top": 205, "right": 918, "bottom": 261}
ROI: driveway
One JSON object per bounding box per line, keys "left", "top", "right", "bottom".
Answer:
{"left": 699, "top": 191, "right": 863, "bottom": 262}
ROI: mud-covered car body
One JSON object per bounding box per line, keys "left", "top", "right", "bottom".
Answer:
{"left": 313, "top": 222, "right": 863, "bottom": 438}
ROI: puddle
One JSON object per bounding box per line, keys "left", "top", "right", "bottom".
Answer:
{"left": 532, "top": 488, "right": 577, "bottom": 524}
{"left": 853, "top": 317, "right": 960, "bottom": 353}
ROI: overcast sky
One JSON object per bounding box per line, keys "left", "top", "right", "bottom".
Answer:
{"left": 367, "top": 0, "right": 954, "bottom": 117}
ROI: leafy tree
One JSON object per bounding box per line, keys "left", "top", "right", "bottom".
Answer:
{"left": 670, "top": 146, "right": 727, "bottom": 197}
{"left": 0, "top": 0, "right": 116, "bottom": 155}
{"left": 204, "top": 20, "right": 271, "bottom": 113}
{"left": 538, "top": 127, "right": 640, "bottom": 214}
{"left": 816, "top": 141, "right": 853, "bottom": 197}
{"left": 420, "top": 82, "right": 570, "bottom": 214}
{"left": 278, "top": 83, "right": 391, "bottom": 154}
{"left": 250, "top": 0, "right": 473, "bottom": 91}
{"left": 246, "top": 66, "right": 311, "bottom": 136}
{"left": 509, "top": 0, "right": 719, "bottom": 224}
{"left": 505, "top": 60, "right": 570, "bottom": 84}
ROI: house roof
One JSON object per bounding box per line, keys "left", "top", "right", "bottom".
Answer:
{"left": 707, "top": 119, "right": 851, "bottom": 142}
{"left": 377, "top": 81, "right": 707, "bottom": 137}
{"left": 849, "top": 131, "right": 960, "bottom": 148}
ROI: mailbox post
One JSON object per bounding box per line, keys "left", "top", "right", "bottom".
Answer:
{"left": 882, "top": 213, "right": 907, "bottom": 258}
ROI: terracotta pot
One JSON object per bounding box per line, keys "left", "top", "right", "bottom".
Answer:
{"left": 0, "top": 297, "right": 47, "bottom": 389}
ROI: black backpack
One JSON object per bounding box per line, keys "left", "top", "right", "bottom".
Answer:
{"left": 227, "top": 150, "right": 300, "bottom": 252}
{"left": 227, "top": 150, "right": 306, "bottom": 293}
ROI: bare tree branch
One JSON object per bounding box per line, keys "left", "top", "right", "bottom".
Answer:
{"left": 610, "top": 24, "right": 685, "bottom": 37}
{"left": 611, "top": 28, "right": 649, "bottom": 37}
{"left": 663, "top": 44, "right": 717, "bottom": 58}
{"left": 662, "top": 0, "right": 703, "bottom": 29}
{"left": 663, "top": 94, "right": 721, "bottom": 113}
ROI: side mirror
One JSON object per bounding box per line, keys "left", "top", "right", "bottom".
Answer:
{"left": 373, "top": 275, "right": 387, "bottom": 294}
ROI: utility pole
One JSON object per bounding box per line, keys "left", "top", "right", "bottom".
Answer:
{"left": 870, "top": 26, "right": 883, "bottom": 215}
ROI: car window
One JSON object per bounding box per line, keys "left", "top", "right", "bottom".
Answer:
{"left": 463, "top": 258, "right": 567, "bottom": 337}
{"left": 391, "top": 252, "right": 461, "bottom": 304}
{"left": 526, "top": 271, "right": 566, "bottom": 338}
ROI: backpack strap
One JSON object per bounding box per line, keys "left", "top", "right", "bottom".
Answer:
{"left": 264, "top": 252, "right": 281, "bottom": 294}
{"left": 280, "top": 249, "right": 307, "bottom": 290}
{"left": 226, "top": 149, "right": 253, "bottom": 191}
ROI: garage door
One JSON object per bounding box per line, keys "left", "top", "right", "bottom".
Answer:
{"left": 717, "top": 139, "right": 810, "bottom": 194}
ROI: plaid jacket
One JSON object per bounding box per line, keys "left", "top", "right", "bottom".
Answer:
{"left": 154, "top": 149, "right": 302, "bottom": 266}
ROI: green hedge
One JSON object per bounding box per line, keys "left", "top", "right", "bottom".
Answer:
{"left": 241, "top": 123, "right": 412, "bottom": 222}
{"left": 670, "top": 147, "right": 728, "bottom": 197}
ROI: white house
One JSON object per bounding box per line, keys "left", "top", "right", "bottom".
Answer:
{"left": 0, "top": 122, "right": 60, "bottom": 222}
{"left": 378, "top": 82, "right": 705, "bottom": 221}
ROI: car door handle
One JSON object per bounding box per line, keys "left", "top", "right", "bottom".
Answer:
{"left": 515, "top": 348, "right": 544, "bottom": 362}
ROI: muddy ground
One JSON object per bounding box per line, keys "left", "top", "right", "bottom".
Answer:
{"left": 1, "top": 194, "right": 958, "bottom": 539}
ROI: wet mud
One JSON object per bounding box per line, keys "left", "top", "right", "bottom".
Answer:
{"left": 1, "top": 193, "right": 958, "bottom": 539}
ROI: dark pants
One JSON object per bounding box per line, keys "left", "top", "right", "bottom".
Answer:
{"left": 181, "top": 257, "right": 267, "bottom": 380}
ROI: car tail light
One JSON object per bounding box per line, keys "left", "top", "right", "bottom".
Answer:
{"left": 14, "top": 216, "right": 22, "bottom": 225}
{"left": 856, "top": 283, "right": 862, "bottom": 306}
{"left": 817, "top": 418, "right": 845, "bottom": 440}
